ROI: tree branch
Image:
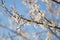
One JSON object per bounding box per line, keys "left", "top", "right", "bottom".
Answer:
{"left": 0, "top": 25, "right": 30, "bottom": 40}
{"left": 1, "top": 3, "right": 60, "bottom": 30}
{"left": 0, "top": 0, "right": 60, "bottom": 31}
{"left": 48, "top": 27, "right": 60, "bottom": 40}
{"left": 52, "top": 0, "right": 60, "bottom": 4}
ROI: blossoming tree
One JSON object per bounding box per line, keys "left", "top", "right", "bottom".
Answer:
{"left": 0, "top": 0, "right": 60, "bottom": 40}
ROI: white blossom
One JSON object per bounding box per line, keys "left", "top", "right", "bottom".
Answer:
{"left": 46, "top": 32, "right": 52, "bottom": 40}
